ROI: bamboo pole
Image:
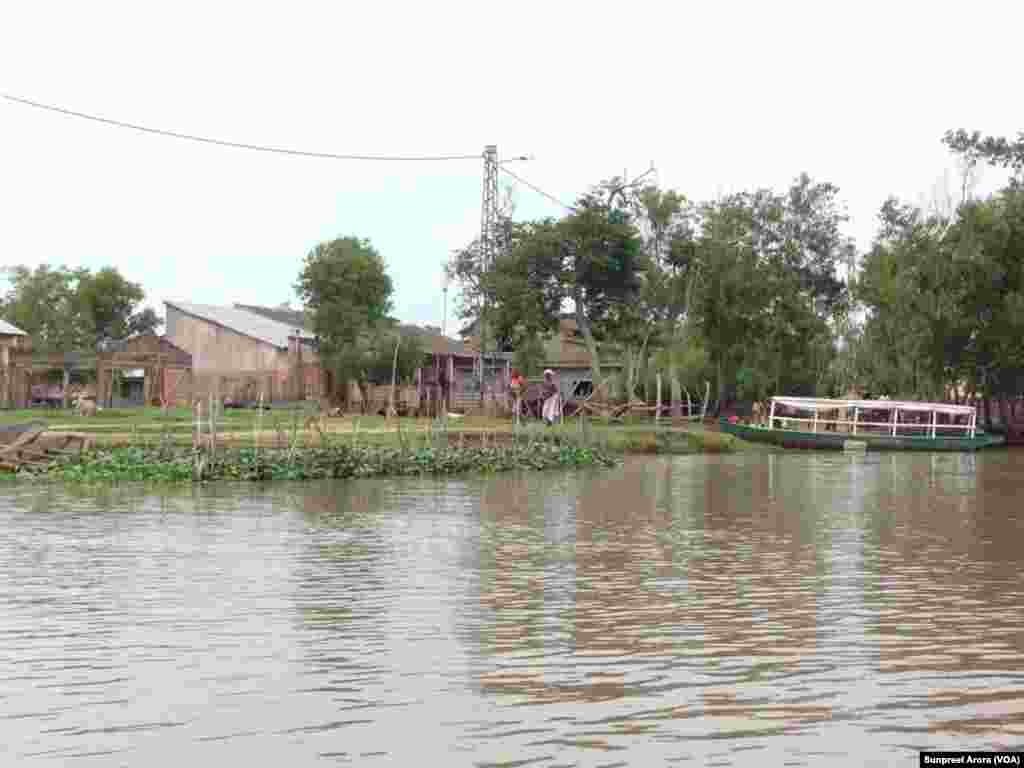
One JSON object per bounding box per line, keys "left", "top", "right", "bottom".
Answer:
{"left": 388, "top": 335, "right": 401, "bottom": 420}
{"left": 256, "top": 391, "right": 264, "bottom": 451}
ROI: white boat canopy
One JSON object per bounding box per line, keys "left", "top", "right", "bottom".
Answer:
{"left": 771, "top": 396, "right": 975, "bottom": 416}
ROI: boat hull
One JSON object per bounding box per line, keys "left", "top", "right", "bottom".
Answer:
{"left": 720, "top": 419, "right": 1005, "bottom": 451}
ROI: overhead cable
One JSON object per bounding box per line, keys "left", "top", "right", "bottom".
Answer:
{"left": 1, "top": 92, "right": 481, "bottom": 161}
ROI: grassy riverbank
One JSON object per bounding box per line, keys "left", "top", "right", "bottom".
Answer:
{"left": 1, "top": 407, "right": 756, "bottom": 483}
{"left": 0, "top": 407, "right": 753, "bottom": 454}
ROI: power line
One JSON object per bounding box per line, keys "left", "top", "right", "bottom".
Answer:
{"left": 498, "top": 163, "right": 576, "bottom": 211}
{"left": 499, "top": 164, "right": 658, "bottom": 212}
{"left": 0, "top": 91, "right": 481, "bottom": 161}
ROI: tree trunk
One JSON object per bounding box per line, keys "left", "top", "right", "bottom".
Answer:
{"left": 573, "top": 300, "right": 604, "bottom": 393}
{"left": 668, "top": 362, "right": 682, "bottom": 419}
{"left": 996, "top": 397, "right": 1008, "bottom": 432}
{"left": 622, "top": 345, "right": 636, "bottom": 403}
{"left": 61, "top": 368, "right": 71, "bottom": 410}
{"left": 775, "top": 348, "right": 783, "bottom": 396}
{"left": 716, "top": 357, "right": 726, "bottom": 416}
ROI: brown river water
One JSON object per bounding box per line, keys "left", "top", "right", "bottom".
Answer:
{"left": 2, "top": 452, "right": 1024, "bottom": 766}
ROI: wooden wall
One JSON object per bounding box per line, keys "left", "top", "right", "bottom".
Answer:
{"left": 166, "top": 305, "right": 287, "bottom": 371}
{"left": 164, "top": 306, "right": 323, "bottom": 403}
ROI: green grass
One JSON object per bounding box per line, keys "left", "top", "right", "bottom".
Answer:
{"left": 0, "top": 406, "right": 758, "bottom": 454}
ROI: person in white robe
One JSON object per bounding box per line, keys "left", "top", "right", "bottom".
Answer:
{"left": 541, "top": 369, "right": 561, "bottom": 425}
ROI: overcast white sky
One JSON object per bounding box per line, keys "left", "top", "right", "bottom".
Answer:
{"left": 1, "top": 1, "right": 1020, "bottom": 334}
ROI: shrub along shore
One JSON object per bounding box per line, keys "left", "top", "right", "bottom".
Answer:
{"left": 1, "top": 407, "right": 755, "bottom": 483}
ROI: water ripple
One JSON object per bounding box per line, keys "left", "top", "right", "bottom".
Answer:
{"left": 2, "top": 455, "right": 1024, "bottom": 764}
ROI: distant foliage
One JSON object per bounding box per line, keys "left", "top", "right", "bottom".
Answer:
{"left": 0, "top": 264, "right": 160, "bottom": 351}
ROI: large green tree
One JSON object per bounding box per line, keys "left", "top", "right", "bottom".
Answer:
{"left": 363, "top": 326, "right": 424, "bottom": 386}
{"left": 294, "top": 236, "right": 395, "bottom": 402}
{"left": 77, "top": 267, "right": 161, "bottom": 348}
{"left": 943, "top": 129, "right": 1024, "bottom": 174}
{"left": 0, "top": 264, "right": 160, "bottom": 352}
{"left": 485, "top": 180, "right": 646, "bottom": 395}
{"left": 616, "top": 184, "right": 696, "bottom": 406}
{"left": 954, "top": 187, "right": 1024, "bottom": 420}
{"left": 691, "top": 196, "right": 766, "bottom": 406}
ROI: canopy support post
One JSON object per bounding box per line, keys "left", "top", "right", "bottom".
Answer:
{"left": 768, "top": 399, "right": 776, "bottom": 430}
{"left": 853, "top": 407, "right": 859, "bottom": 436}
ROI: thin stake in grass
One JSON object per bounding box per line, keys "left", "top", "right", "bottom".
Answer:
{"left": 255, "top": 391, "right": 264, "bottom": 452}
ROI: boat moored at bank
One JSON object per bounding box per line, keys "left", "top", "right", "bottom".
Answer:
{"left": 721, "top": 396, "right": 1005, "bottom": 451}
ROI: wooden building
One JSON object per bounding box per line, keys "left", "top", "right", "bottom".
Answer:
{"left": 95, "top": 335, "right": 193, "bottom": 407}
{"left": 460, "top": 314, "right": 622, "bottom": 401}
{"left": 2, "top": 333, "right": 193, "bottom": 409}
{"left": 165, "top": 301, "right": 321, "bottom": 403}
{"left": 0, "top": 320, "right": 30, "bottom": 408}
{"left": 237, "top": 305, "right": 510, "bottom": 414}
{"left": 406, "top": 326, "right": 510, "bottom": 416}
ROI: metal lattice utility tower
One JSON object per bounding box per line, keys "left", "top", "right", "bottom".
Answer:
{"left": 478, "top": 145, "right": 500, "bottom": 404}
{"left": 480, "top": 145, "right": 500, "bottom": 273}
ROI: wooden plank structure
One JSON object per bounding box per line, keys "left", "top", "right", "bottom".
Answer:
{"left": 0, "top": 427, "right": 95, "bottom": 472}
{"left": 95, "top": 335, "right": 193, "bottom": 408}
{"left": 2, "top": 335, "right": 192, "bottom": 409}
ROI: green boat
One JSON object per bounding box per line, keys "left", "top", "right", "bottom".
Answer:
{"left": 721, "top": 396, "right": 1005, "bottom": 452}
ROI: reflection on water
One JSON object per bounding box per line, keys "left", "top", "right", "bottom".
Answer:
{"left": 2, "top": 452, "right": 1024, "bottom": 765}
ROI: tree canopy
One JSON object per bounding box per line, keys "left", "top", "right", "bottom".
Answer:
{"left": 0, "top": 264, "right": 160, "bottom": 352}
{"left": 453, "top": 172, "right": 853, "bottom": 407}
{"left": 444, "top": 126, "right": 1024, "bottom": 420}
{"left": 294, "top": 236, "right": 402, "bottom": 397}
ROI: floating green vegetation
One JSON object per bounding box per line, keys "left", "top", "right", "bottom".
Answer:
{"left": 16, "top": 437, "right": 617, "bottom": 484}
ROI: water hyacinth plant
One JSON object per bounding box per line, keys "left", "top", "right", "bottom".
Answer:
{"left": 16, "top": 428, "right": 617, "bottom": 484}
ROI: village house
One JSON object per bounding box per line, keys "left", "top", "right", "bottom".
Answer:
{"left": 460, "top": 314, "right": 623, "bottom": 401}
{"left": 1, "top": 319, "right": 193, "bottom": 409}
{"left": 0, "top": 319, "right": 29, "bottom": 408}
{"left": 164, "top": 301, "right": 320, "bottom": 403}
{"left": 237, "top": 303, "right": 510, "bottom": 414}
{"left": 95, "top": 335, "right": 193, "bottom": 408}
{"left": 398, "top": 323, "right": 511, "bottom": 415}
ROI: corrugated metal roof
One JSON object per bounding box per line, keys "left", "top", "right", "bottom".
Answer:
{"left": 397, "top": 324, "right": 481, "bottom": 358}
{"left": 166, "top": 301, "right": 315, "bottom": 349}
{"left": 234, "top": 304, "right": 310, "bottom": 330}
{"left": 0, "top": 319, "right": 27, "bottom": 336}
